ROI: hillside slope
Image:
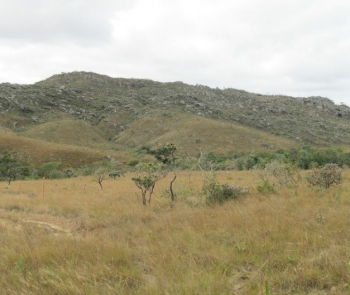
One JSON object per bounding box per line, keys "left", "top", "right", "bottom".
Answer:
{"left": 114, "top": 112, "right": 297, "bottom": 154}
{"left": 22, "top": 119, "right": 113, "bottom": 150}
{"left": 0, "top": 129, "right": 128, "bottom": 167}
{"left": 0, "top": 71, "right": 349, "bottom": 166}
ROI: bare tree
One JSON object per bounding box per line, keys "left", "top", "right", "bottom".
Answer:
{"left": 95, "top": 168, "right": 108, "bottom": 190}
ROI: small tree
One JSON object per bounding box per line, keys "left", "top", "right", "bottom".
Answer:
{"left": 307, "top": 163, "right": 342, "bottom": 189}
{"left": 37, "top": 162, "right": 62, "bottom": 179}
{"left": 149, "top": 143, "right": 178, "bottom": 201}
{"left": 0, "top": 152, "right": 19, "bottom": 186}
{"left": 132, "top": 162, "right": 166, "bottom": 205}
{"left": 94, "top": 167, "right": 109, "bottom": 190}
{"left": 94, "top": 156, "right": 124, "bottom": 190}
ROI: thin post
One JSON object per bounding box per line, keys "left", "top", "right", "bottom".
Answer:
{"left": 42, "top": 177, "right": 45, "bottom": 198}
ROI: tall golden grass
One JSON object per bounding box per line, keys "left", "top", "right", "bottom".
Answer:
{"left": 0, "top": 170, "right": 349, "bottom": 294}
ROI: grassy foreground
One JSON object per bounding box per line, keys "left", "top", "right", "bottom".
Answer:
{"left": 0, "top": 171, "right": 350, "bottom": 294}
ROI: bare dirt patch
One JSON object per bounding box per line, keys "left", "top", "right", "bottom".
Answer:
{"left": 0, "top": 208, "right": 79, "bottom": 236}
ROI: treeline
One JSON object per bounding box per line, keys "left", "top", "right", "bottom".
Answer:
{"left": 0, "top": 153, "right": 74, "bottom": 183}
{"left": 195, "top": 146, "right": 350, "bottom": 170}
{"left": 1, "top": 146, "right": 350, "bottom": 183}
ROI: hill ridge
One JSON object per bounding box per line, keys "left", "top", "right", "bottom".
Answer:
{"left": 0, "top": 71, "right": 349, "bottom": 154}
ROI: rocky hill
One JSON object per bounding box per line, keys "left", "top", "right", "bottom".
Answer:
{"left": 0, "top": 71, "right": 349, "bottom": 161}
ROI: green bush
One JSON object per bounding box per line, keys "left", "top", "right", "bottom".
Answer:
{"left": 256, "top": 180, "right": 275, "bottom": 194}
{"left": 203, "top": 177, "right": 249, "bottom": 205}
{"left": 78, "top": 165, "right": 95, "bottom": 176}
{"left": 48, "top": 169, "right": 66, "bottom": 179}
{"left": 37, "top": 162, "right": 62, "bottom": 178}
{"left": 128, "top": 160, "right": 139, "bottom": 167}
{"left": 14, "top": 165, "right": 31, "bottom": 180}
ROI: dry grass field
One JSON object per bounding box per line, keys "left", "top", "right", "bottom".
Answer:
{"left": 0, "top": 170, "right": 350, "bottom": 294}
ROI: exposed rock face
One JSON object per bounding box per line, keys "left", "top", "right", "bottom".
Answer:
{"left": 0, "top": 71, "right": 349, "bottom": 145}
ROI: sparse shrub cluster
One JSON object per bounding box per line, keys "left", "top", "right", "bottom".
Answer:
{"left": 256, "top": 180, "right": 275, "bottom": 194}
{"left": 258, "top": 161, "right": 300, "bottom": 185}
{"left": 203, "top": 176, "right": 249, "bottom": 205}
{"left": 233, "top": 154, "right": 260, "bottom": 170}
{"left": 255, "top": 161, "right": 301, "bottom": 194}
{"left": 31, "top": 162, "right": 78, "bottom": 180}
{"left": 307, "top": 163, "right": 342, "bottom": 189}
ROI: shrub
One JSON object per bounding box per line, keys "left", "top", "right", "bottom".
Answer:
{"left": 79, "top": 165, "right": 95, "bottom": 176}
{"left": 203, "top": 176, "right": 249, "bottom": 205}
{"left": 265, "top": 161, "right": 300, "bottom": 187}
{"left": 307, "top": 163, "right": 342, "bottom": 189}
{"left": 256, "top": 161, "right": 300, "bottom": 191}
{"left": 37, "top": 162, "right": 62, "bottom": 178}
{"left": 256, "top": 180, "right": 275, "bottom": 194}
{"left": 14, "top": 165, "right": 31, "bottom": 180}
{"left": 0, "top": 152, "right": 19, "bottom": 184}
{"left": 108, "top": 170, "right": 124, "bottom": 179}
{"left": 233, "top": 154, "right": 259, "bottom": 170}
{"left": 128, "top": 160, "right": 139, "bottom": 167}
{"left": 48, "top": 169, "right": 66, "bottom": 179}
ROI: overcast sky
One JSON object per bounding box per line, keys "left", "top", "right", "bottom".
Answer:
{"left": 0, "top": 0, "right": 349, "bottom": 105}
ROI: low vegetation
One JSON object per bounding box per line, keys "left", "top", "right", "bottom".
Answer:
{"left": 0, "top": 170, "right": 349, "bottom": 294}
{"left": 203, "top": 174, "right": 249, "bottom": 205}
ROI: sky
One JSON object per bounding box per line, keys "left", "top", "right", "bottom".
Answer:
{"left": 0, "top": 0, "right": 350, "bottom": 105}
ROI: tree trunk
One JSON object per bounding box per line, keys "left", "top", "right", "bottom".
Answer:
{"left": 142, "top": 191, "right": 147, "bottom": 205}
{"left": 148, "top": 183, "right": 156, "bottom": 204}
{"left": 170, "top": 172, "right": 177, "bottom": 201}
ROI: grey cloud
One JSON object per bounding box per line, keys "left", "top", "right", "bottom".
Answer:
{"left": 1, "top": 0, "right": 350, "bottom": 105}
{"left": 0, "top": 0, "right": 133, "bottom": 44}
